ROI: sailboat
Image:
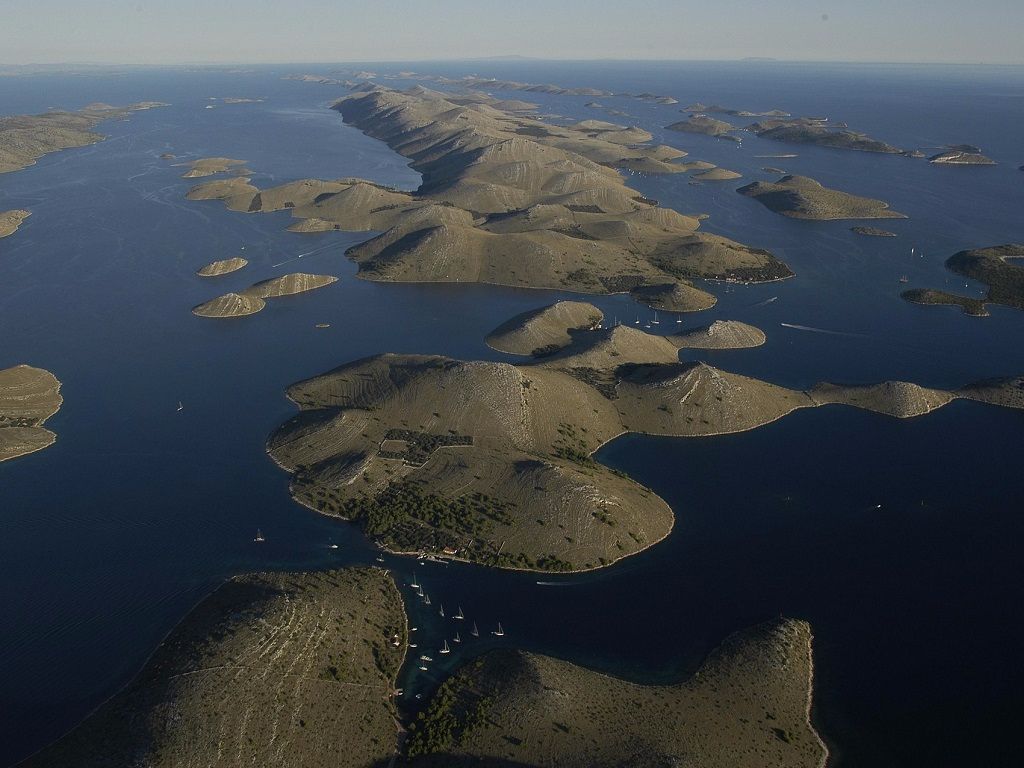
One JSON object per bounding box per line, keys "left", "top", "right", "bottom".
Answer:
{"left": 652, "top": 310, "right": 659, "bottom": 325}
{"left": 409, "top": 643, "right": 417, "bottom": 648}
{"left": 176, "top": 401, "right": 183, "bottom": 412}
{"left": 899, "top": 275, "right": 909, "bottom": 283}
{"left": 492, "top": 622, "right": 505, "bottom": 637}
{"left": 424, "top": 594, "right": 431, "bottom": 606}
{"left": 675, "top": 315, "right": 683, "bottom": 324}
{"left": 471, "top": 621, "right": 479, "bottom": 638}
{"left": 410, "top": 573, "right": 420, "bottom": 590}
{"left": 253, "top": 529, "right": 264, "bottom": 543}
{"left": 439, "top": 604, "right": 445, "bottom": 618}
{"left": 634, "top": 315, "right": 640, "bottom": 325}
{"left": 453, "top": 631, "right": 461, "bottom": 644}
{"left": 420, "top": 654, "right": 433, "bottom": 662}
{"left": 439, "top": 640, "right": 450, "bottom": 655}
{"left": 417, "top": 585, "right": 424, "bottom": 598}
{"left": 454, "top": 606, "right": 464, "bottom": 620}
{"left": 419, "top": 665, "right": 428, "bottom": 671}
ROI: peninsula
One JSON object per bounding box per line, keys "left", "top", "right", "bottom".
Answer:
{"left": 267, "top": 303, "right": 1022, "bottom": 572}
{"left": 737, "top": 175, "right": 906, "bottom": 220}
{"left": 24, "top": 568, "right": 406, "bottom": 768}
{"left": 0, "top": 101, "right": 167, "bottom": 174}
{"left": 405, "top": 619, "right": 827, "bottom": 768}
{"left": 1, "top": 209, "right": 30, "bottom": 238}
{"left": 0, "top": 365, "right": 63, "bottom": 462}
{"left": 186, "top": 86, "right": 795, "bottom": 308}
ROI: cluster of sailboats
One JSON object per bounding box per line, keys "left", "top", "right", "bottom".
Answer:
{"left": 632, "top": 310, "right": 683, "bottom": 330}
{"left": 409, "top": 572, "right": 503, "bottom": 673}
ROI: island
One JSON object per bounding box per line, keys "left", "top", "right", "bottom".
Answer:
{"left": 193, "top": 273, "right": 338, "bottom": 318}
{"left": 737, "top": 175, "right": 907, "bottom": 220}
{"left": 0, "top": 209, "right": 30, "bottom": 238}
{"left": 23, "top": 568, "right": 406, "bottom": 768}
{"left": 900, "top": 288, "right": 989, "bottom": 317}
{"left": 266, "top": 302, "right": 1022, "bottom": 572}
{"left": 181, "top": 157, "right": 248, "bottom": 178}
{"left": 693, "top": 167, "right": 743, "bottom": 181}
{"left": 929, "top": 145, "right": 996, "bottom": 165}
{"left": 22, "top": 563, "right": 829, "bottom": 768}
{"left": 405, "top": 619, "right": 827, "bottom": 768}
{"left": 197, "top": 256, "right": 248, "bottom": 276}
{"left": 685, "top": 103, "right": 791, "bottom": 118}
{"left": 942, "top": 244, "right": 1024, "bottom": 311}
{"left": 665, "top": 115, "right": 736, "bottom": 138}
{"left": 185, "top": 85, "right": 796, "bottom": 308}
{"left": 0, "top": 101, "right": 167, "bottom": 174}
{"left": 746, "top": 117, "right": 902, "bottom": 154}
{"left": 851, "top": 226, "right": 897, "bottom": 237}
{"left": 0, "top": 365, "right": 63, "bottom": 462}
{"left": 485, "top": 300, "right": 604, "bottom": 356}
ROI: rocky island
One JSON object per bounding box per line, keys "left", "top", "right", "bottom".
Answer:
{"left": 737, "top": 175, "right": 907, "bottom": 220}
{"left": 197, "top": 256, "right": 248, "bottom": 276}
{"left": 21, "top": 563, "right": 828, "bottom": 768}
{"left": 747, "top": 117, "right": 903, "bottom": 154}
{"left": 929, "top": 145, "right": 996, "bottom": 165}
{"left": 666, "top": 115, "right": 736, "bottom": 138}
{"left": 0, "top": 365, "right": 63, "bottom": 462}
{"left": 185, "top": 86, "right": 795, "bottom": 308}
{"left": 181, "top": 156, "right": 248, "bottom": 178}
{"left": 266, "top": 303, "right": 1022, "bottom": 572}
{"left": 193, "top": 273, "right": 338, "bottom": 318}
{"left": 851, "top": 225, "right": 897, "bottom": 237}
{"left": 0, "top": 101, "right": 167, "bottom": 175}
{"left": 1, "top": 209, "right": 31, "bottom": 238}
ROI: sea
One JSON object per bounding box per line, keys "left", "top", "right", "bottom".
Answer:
{"left": 2, "top": 60, "right": 1023, "bottom": 767}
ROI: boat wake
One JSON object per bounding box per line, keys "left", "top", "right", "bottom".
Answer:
{"left": 780, "top": 322, "right": 867, "bottom": 338}
{"left": 753, "top": 296, "right": 778, "bottom": 307}
{"left": 272, "top": 242, "right": 339, "bottom": 268}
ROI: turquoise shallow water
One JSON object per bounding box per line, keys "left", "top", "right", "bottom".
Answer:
{"left": 2, "top": 61, "right": 1023, "bottom": 766}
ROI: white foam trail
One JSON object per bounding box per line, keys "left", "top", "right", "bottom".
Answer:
{"left": 780, "top": 322, "right": 867, "bottom": 338}
{"left": 754, "top": 296, "right": 778, "bottom": 307}
{"left": 271, "top": 242, "right": 338, "bottom": 268}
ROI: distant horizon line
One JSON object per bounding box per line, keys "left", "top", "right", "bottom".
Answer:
{"left": 3, "top": 56, "right": 1024, "bottom": 69}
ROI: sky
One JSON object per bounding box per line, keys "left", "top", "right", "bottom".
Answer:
{"left": 2, "top": 0, "right": 1022, "bottom": 66}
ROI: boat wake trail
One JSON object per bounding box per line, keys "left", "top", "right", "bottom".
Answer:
{"left": 780, "top": 322, "right": 868, "bottom": 338}
{"left": 272, "top": 242, "right": 339, "bottom": 268}
{"left": 753, "top": 296, "right": 778, "bottom": 307}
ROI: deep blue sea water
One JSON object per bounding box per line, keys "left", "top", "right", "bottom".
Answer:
{"left": 2, "top": 61, "right": 1023, "bottom": 766}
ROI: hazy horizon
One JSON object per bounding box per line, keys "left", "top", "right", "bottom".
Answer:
{"left": 2, "top": 1, "right": 1023, "bottom": 67}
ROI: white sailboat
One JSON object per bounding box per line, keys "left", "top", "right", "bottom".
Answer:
{"left": 424, "top": 594, "right": 431, "bottom": 606}
{"left": 410, "top": 572, "right": 420, "bottom": 590}
{"left": 454, "top": 606, "right": 465, "bottom": 620}
{"left": 492, "top": 622, "right": 505, "bottom": 637}
{"left": 253, "top": 529, "right": 264, "bottom": 543}
{"left": 453, "top": 631, "right": 461, "bottom": 644}
{"left": 439, "top": 604, "right": 445, "bottom": 618}
{"left": 176, "top": 401, "right": 183, "bottom": 412}
{"left": 652, "top": 310, "right": 660, "bottom": 325}
{"left": 471, "top": 621, "right": 479, "bottom": 637}
{"left": 439, "top": 640, "right": 450, "bottom": 655}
